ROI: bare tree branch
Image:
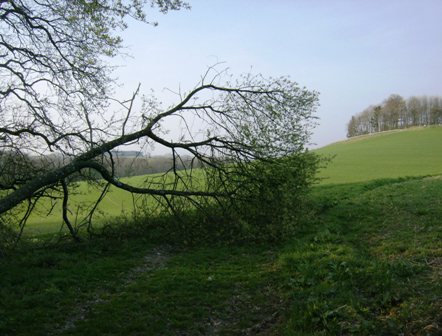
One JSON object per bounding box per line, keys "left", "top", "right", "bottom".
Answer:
{"left": 0, "top": 1, "right": 319, "bottom": 242}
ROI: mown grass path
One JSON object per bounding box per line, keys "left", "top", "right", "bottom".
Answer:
{"left": 1, "top": 240, "right": 285, "bottom": 335}
{"left": 52, "top": 246, "right": 172, "bottom": 335}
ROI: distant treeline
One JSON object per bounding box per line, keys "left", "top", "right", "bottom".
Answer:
{"left": 111, "top": 155, "right": 202, "bottom": 177}
{"left": 0, "top": 152, "right": 202, "bottom": 188}
{"left": 347, "top": 95, "right": 442, "bottom": 137}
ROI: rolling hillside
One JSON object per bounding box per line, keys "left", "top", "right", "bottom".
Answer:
{"left": 20, "top": 126, "right": 442, "bottom": 234}
{"left": 2, "top": 128, "right": 442, "bottom": 335}
{"left": 316, "top": 126, "right": 442, "bottom": 184}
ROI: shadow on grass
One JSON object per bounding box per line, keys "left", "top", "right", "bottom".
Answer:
{"left": 277, "top": 175, "right": 442, "bottom": 335}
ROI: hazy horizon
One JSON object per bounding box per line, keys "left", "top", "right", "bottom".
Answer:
{"left": 111, "top": 0, "right": 442, "bottom": 150}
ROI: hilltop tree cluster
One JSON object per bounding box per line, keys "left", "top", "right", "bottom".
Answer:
{"left": 347, "top": 95, "right": 442, "bottom": 137}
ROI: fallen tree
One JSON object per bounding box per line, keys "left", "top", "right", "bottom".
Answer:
{"left": 0, "top": 0, "right": 320, "bottom": 242}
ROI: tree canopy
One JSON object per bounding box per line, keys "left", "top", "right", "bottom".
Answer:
{"left": 0, "top": 0, "right": 189, "bottom": 157}
{"left": 347, "top": 94, "right": 442, "bottom": 137}
{"left": 0, "top": 1, "right": 319, "bottom": 241}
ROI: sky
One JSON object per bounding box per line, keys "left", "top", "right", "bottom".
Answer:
{"left": 114, "top": 0, "right": 442, "bottom": 148}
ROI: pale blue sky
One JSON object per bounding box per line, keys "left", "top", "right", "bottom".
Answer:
{"left": 115, "top": 0, "right": 442, "bottom": 147}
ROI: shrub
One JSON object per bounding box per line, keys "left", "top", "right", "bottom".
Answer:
{"left": 95, "top": 152, "right": 321, "bottom": 245}
{"left": 225, "top": 152, "right": 321, "bottom": 241}
{"left": 0, "top": 220, "right": 17, "bottom": 255}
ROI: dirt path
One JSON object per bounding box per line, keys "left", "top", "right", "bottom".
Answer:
{"left": 51, "top": 246, "right": 171, "bottom": 335}
{"left": 204, "top": 270, "right": 283, "bottom": 335}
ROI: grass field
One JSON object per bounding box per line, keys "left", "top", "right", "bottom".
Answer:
{"left": 24, "top": 170, "right": 206, "bottom": 236}
{"left": 23, "top": 126, "right": 442, "bottom": 235}
{"left": 1, "top": 176, "right": 441, "bottom": 335}
{"left": 316, "top": 126, "right": 442, "bottom": 184}
{"left": 1, "top": 127, "right": 441, "bottom": 334}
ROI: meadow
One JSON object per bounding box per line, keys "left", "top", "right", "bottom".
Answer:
{"left": 316, "top": 126, "right": 442, "bottom": 184}
{"left": 1, "top": 127, "right": 441, "bottom": 335}
{"left": 25, "top": 170, "right": 207, "bottom": 236}
{"left": 27, "top": 126, "right": 442, "bottom": 235}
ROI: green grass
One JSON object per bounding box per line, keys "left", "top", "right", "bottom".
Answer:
{"left": 0, "top": 239, "right": 283, "bottom": 335}
{"left": 1, "top": 176, "right": 441, "bottom": 335}
{"left": 2, "top": 127, "right": 442, "bottom": 334}
{"left": 316, "top": 126, "right": 442, "bottom": 184}
{"left": 280, "top": 176, "right": 442, "bottom": 334}
{"left": 23, "top": 126, "right": 442, "bottom": 235}
{"left": 23, "top": 170, "right": 207, "bottom": 236}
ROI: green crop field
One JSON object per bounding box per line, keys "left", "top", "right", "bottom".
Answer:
{"left": 316, "top": 126, "right": 442, "bottom": 184}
